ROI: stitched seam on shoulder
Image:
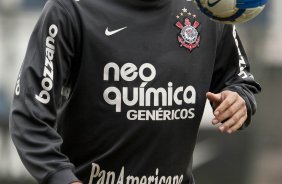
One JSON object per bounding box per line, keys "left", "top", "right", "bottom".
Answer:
{"left": 52, "top": 0, "right": 77, "bottom": 26}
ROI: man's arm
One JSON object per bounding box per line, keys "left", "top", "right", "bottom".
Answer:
{"left": 9, "top": 0, "right": 81, "bottom": 183}
{"left": 208, "top": 24, "right": 261, "bottom": 133}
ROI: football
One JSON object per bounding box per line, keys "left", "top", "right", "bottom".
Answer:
{"left": 193, "top": 0, "right": 268, "bottom": 24}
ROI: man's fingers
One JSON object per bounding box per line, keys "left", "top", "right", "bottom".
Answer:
{"left": 214, "top": 99, "right": 245, "bottom": 123}
{"left": 218, "top": 109, "right": 247, "bottom": 133}
{"left": 214, "top": 92, "right": 238, "bottom": 116}
{"left": 228, "top": 114, "right": 247, "bottom": 133}
{"left": 206, "top": 92, "right": 221, "bottom": 103}
{"left": 208, "top": 90, "right": 248, "bottom": 134}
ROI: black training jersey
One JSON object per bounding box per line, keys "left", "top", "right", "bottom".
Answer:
{"left": 10, "top": 0, "right": 261, "bottom": 183}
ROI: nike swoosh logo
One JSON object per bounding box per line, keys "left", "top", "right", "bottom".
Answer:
{"left": 207, "top": 0, "right": 221, "bottom": 7}
{"left": 105, "top": 27, "right": 127, "bottom": 36}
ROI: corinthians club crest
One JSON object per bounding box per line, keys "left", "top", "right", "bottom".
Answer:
{"left": 175, "top": 8, "right": 201, "bottom": 52}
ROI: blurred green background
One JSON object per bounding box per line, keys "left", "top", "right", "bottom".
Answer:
{"left": 0, "top": 0, "right": 281, "bottom": 184}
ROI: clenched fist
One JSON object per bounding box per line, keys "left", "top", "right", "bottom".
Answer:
{"left": 206, "top": 90, "right": 247, "bottom": 134}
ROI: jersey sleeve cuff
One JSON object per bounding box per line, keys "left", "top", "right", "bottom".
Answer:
{"left": 238, "top": 93, "right": 252, "bottom": 129}
{"left": 44, "top": 167, "right": 80, "bottom": 184}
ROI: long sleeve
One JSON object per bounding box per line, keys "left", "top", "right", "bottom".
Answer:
{"left": 210, "top": 24, "right": 261, "bottom": 128}
{"left": 9, "top": 0, "right": 80, "bottom": 183}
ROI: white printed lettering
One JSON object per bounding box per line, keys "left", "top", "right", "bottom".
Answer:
{"left": 35, "top": 24, "right": 58, "bottom": 104}
{"left": 88, "top": 164, "right": 184, "bottom": 184}
{"left": 102, "top": 62, "right": 197, "bottom": 121}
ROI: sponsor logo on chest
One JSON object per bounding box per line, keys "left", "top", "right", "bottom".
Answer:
{"left": 103, "top": 62, "right": 197, "bottom": 121}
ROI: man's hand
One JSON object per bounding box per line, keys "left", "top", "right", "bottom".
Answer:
{"left": 71, "top": 182, "right": 83, "bottom": 184}
{"left": 206, "top": 90, "right": 247, "bottom": 134}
